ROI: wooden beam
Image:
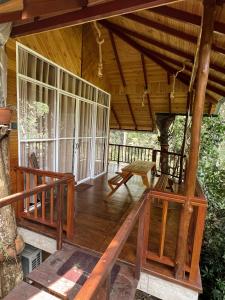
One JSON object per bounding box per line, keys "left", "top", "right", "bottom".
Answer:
{"left": 108, "top": 31, "right": 137, "bottom": 130}
{"left": 10, "top": 0, "right": 183, "bottom": 36}
{"left": 141, "top": 54, "right": 155, "bottom": 129}
{"left": 100, "top": 20, "right": 223, "bottom": 101}
{"left": 111, "top": 106, "right": 121, "bottom": 129}
{"left": 124, "top": 13, "right": 225, "bottom": 56}
{"left": 102, "top": 20, "right": 225, "bottom": 81}
{"left": 177, "top": 0, "right": 216, "bottom": 281}
{"left": 151, "top": 5, "right": 225, "bottom": 35}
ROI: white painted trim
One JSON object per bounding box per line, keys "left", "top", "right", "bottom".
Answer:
{"left": 17, "top": 227, "right": 56, "bottom": 254}
{"left": 138, "top": 272, "right": 199, "bottom": 300}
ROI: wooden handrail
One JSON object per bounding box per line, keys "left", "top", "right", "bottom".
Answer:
{"left": 74, "top": 192, "right": 148, "bottom": 300}
{"left": 0, "top": 178, "right": 68, "bottom": 208}
{"left": 15, "top": 166, "right": 74, "bottom": 180}
{"left": 109, "top": 143, "right": 153, "bottom": 150}
{"left": 149, "top": 190, "right": 207, "bottom": 207}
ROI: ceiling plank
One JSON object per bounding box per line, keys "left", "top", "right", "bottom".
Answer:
{"left": 151, "top": 6, "right": 225, "bottom": 35}
{"left": 105, "top": 19, "right": 225, "bottom": 76}
{"left": 141, "top": 54, "right": 155, "bottom": 129}
{"left": 108, "top": 30, "right": 137, "bottom": 130}
{"left": 99, "top": 20, "right": 222, "bottom": 102}
{"left": 167, "top": 73, "right": 172, "bottom": 113}
{"left": 10, "top": 0, "right": 183, "bottom": 36}
{"left": 124, "top": 13, "right": 225, "bottom": 56}
{"left": 111, "top": 106, "right": 121, "bottom": 129}
{"left": 99, "top": 20, "right": 225, "bottom": 96}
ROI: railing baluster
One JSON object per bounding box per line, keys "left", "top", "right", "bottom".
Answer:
{"left": 50, "top": 177, "right": 54, "bottom": 224}
{"left": 34, "top": 175, "right": 38, "bottom": 218}
{"left": 57, "top": 183, "right": 63, "bottom": 250}
{"left": 16, "top": 168, "right": 24, "bottom": 218}
{"left": 66, "top": 178, "right": 75, "bottom": 240}
{"left": 142, "top": 196, "right": 151, "bottom": 265}
{"left": 159, "top": 200, "right": 168, "bottom": 258}
{"left": 26, "top": 172, "right": 30, "bottom": 215}
{"left": 135, "top": 204, "right": 145, "bottom": 280}
{"left": 42, "top": 176, "right": 46, "bottom": 220}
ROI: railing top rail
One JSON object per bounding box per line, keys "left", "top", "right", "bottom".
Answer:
{"left": 15, "top": 166, "right": 74, "bottom": 180}
{"left": 149, "top": 189, "right": 207, "bottom": 207}
{"left": 109, "top": 143, "right": 153, "bottom": 150}
{"left": 74, "top": 191, "right": 148, "bottom": 300}
{"left": 0, "top": 177, "right": 69, "bottom": 209}
{"left": 109, "top": 144, "right": 186, "bottom": 157}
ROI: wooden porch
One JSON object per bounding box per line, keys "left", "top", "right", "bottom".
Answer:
{"left": 13, "top": 159, "right": 205, "bottom": 295}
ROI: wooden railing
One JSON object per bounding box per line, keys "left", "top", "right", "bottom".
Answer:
{"left": 142, "top": 184, "right": 207, "bottom": 283}
{"left": 109, "top": 143, "right": 153, "bottom": 164}
{"left": 152, "top": 149, "right": 186, "bottom": 179}
{"left": 15, "top": 166, "right": 75, "bottom": 241}
{"left": 0, "top": 173, "right": 73, "bottom": 250}
{"left": 74, "top": 190, "right": 149, "bottom": 300}
{"left": 108, "top": 144, "right": 186, "bottom": 180}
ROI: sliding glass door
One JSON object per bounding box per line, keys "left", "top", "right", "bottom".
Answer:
{"left": 17, "top": 43, "right": 110, "bottom": 184}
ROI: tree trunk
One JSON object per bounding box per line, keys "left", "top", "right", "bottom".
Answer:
{"left": 0, "top": 127, "right": 23, "bottom": 298}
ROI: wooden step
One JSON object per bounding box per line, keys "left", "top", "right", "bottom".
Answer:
{"left": 26, "top": 244, "right": 137, "bottom": 300}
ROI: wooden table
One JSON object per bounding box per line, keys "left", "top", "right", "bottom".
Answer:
{"left": 121, "top": 160, "right": 156, "bottom": 188}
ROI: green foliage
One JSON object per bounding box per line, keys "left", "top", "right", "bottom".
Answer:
{"left": 199, "top": 113, "right": 225, "bottom": 300}
{"left": 110, "top": 130, "right": 159, "bottom": 148}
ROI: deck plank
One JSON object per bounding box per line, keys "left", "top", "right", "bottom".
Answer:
{"left": 4, "top": 281, "right": 59, "bottom": 300}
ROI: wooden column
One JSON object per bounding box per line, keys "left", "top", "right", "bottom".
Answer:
{"left": 156, "top": 114, "right": 175, "bottom": 174}
{"left": 175, "top": 0, "right": 216, "bottom": 280}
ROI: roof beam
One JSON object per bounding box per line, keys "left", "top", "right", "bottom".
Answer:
{"left": 111, "top": 106, "right": 121, "bottom": 129}
{"left": 124, "top": 13, "right": 225, "bottom": 56}
{"left": 106, "top": 19, "right": 225, "bottom": 77}
{"left": 108, "top": 31, "right": 137, "bottom": 130}
{"left": 10, "top": 0, "right": 183, "bottom": 36}
{"left": 141, "top": 54, "right": 155, "bottom": 129}
{"left": 99, "top": 20, "right": 222, "bottom": 103}
{"left": 151, "top": 5, "right": 225, "bottom": 35}
{"left": 100, "top": 20, "right": 225, "bottom": 99}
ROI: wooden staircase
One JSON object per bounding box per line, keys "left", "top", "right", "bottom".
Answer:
{"left": 5, "top": 245, "right": 138, "bottom": 300}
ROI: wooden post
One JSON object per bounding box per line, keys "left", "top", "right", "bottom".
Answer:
{"left": 57, "top": 184, "right": 63, "bottom": 250}
{"left": 135, "top": 204, "right": 145, "bottom": 280}
{"left": 16, "top": 168, "right": 24, "bottom": 218}
{"left": 66, "top": 177, "right": 75, "bottom": 240}
{"left": 175, "top": 0, "right": 216, "bottom": 280}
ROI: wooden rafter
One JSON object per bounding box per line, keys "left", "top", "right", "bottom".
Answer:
{"left": 151, "top": 5, "right": 225, "bottom": 35}
{"left": 108, "top": 30, "right": 137, "bottom": 130}
{"left": 124, "top": 13, "right": 225, "bottom": 56}
{"left": 10, "top": 0, "right": 183, "bottom": 36}
{"left": 111, "top": 106, "right": 121, "bottom": 129}
{"left": 140, "top": 54, "right": 155, "bottom": 130}
{"left": 99, "top": 20, "right": 223, "bottom": 101}
{"left": 102, "top": 19, "right": 225, "bottom": 80}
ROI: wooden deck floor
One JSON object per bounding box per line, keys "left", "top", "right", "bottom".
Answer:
{"left": 17, "top": 163, "right": 200, "bottom": 291}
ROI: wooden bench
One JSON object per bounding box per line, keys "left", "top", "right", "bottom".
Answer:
{"left": 107, "top": 171, "right": 133, "bottom": 197}
{"left": 153, "top": 174, "right": 173, "bottom": 207}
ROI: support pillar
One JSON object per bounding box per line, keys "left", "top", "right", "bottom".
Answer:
{"left": 175, "top": 0, "right": 216, "bottom": 280}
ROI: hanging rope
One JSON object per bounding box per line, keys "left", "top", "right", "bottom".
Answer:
{"left": 93, "top": 21, "right": 104, "bottom": 78}
{"left": 141, "top": 89, "right": 149, "bottom": 107}
{"left": 170, "top": 62, "right": 187, "bottom": 102}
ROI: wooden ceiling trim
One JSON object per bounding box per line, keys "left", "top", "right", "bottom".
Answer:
{"left": 108, "top": 30, "right": 137, "bottom": 130}
{"left": 100, "top": 20, "right": 225, "bottom": 98}
{"left": 141, "top": 54, "right": 155, "bottom": 129}
{"left": 103, "top": 19, "right": 225, "bottom": 78}
{"left": 10, "top": 0, "right": 183, "bottom": 36}
{"left": 151, "top": 6, "right": 225, "bottom": 36}
{"left": 124, "top": 13, "right": 225, "bottom": 56}
{"left": 111, "top": 106, "right": 121, "bottom": 129}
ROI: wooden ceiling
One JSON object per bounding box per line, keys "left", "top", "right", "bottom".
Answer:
{"left": 1, "top": 0, "right": 225, "bottom": 131}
